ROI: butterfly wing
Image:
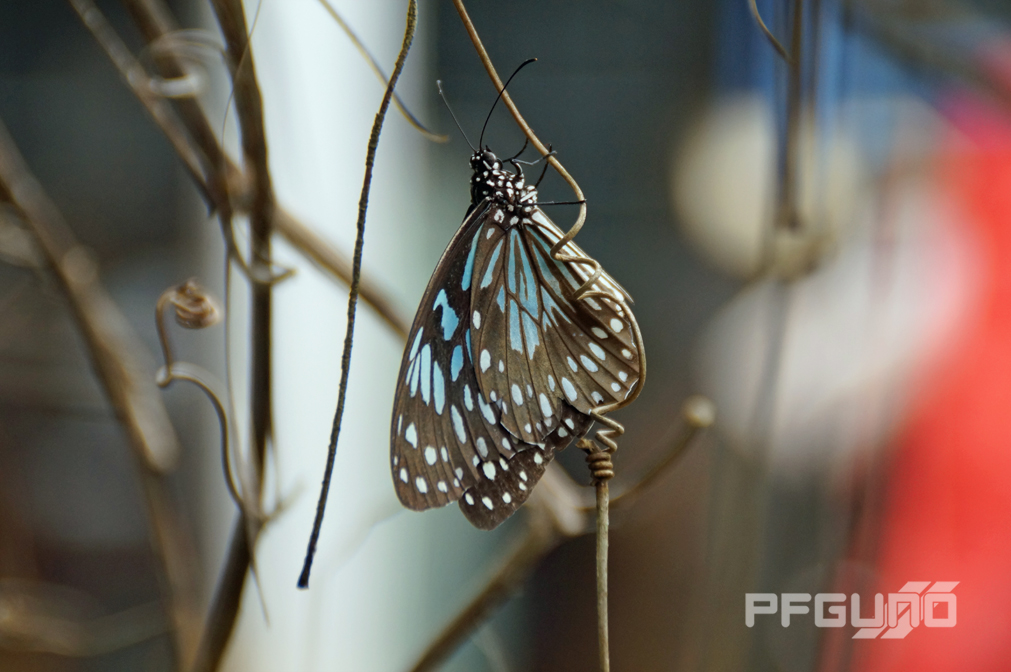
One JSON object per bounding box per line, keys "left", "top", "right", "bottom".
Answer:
{"left": 469, "top": 207, "right": 641, "bottom": 445}
{"left": 391, "top": 202, "right": 591, "bottom": 529}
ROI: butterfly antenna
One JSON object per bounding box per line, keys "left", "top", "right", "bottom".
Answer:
{"left": 437, "top": 80, "right": 476, "bottom": 152}
{"left": 479, "top": 58, "right": 537, "bottom": 149}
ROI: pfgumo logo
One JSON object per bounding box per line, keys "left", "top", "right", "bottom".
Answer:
{"left": 746, "top": 582, "right": 958, "bottom": 639}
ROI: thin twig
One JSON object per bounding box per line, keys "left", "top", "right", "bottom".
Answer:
{"left": 187, "top": 2, "right": 277, "bottom": 671}
{"left": 0, "top": 584, "right": 167, "bottom": 657}
{"left": 0, "top": 117, "right": 200, "bottom": 667}
{"left": 70, "top": 0, "right": 253, "bottom": 281}
{"left": 273, "top": 209, "right": 408, "bottom": 337}
{"left": 449, "top": 0, "right": 586, "bottom": 250}
{"left": 409, "top": 511, "right": 562, "bottom": 672}
{"left": 314, "top": 0, "right": 447, "bottom": 143}
{"left": 595, "top": 479, "right": 610, "bottom": 672}
{"left": 610, "top": 395, "right": 716, "bottom": 508}
{"left": 298, "top": 0, "right": 418, "bottom": 589}
{"left": 113, "top": 0, "right": 409, "bottom": 332}
{"left": 69, "top": 0, "right": 217, "bottom": 206}
{"left": 749, "top": 0, "right": 792, "bottom": 62}
{"left": 778, "top": 0, "right": 805, "bottom": 232}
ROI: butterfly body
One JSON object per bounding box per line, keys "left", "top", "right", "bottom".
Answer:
{"left": 391, "top": 148, "right": 640, "bottom": 529}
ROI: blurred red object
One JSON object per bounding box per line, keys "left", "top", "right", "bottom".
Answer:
{"left": 852, "top": 90, "right": 1011, "bottom": 671}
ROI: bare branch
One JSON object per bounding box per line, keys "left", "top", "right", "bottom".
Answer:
{"left": 314, "top": 0, "right": 448, "bottom": 143}
{"left": 110, "top": 0, "right": 409, "bottom": 333}
{"left": 0, "top": 116, "right": 200, "bottom": 667}
{"left": 408, "top": 510, "right": 563, "bottom": 672}
{"left": 299, "top": 0, "right": 419, "bottom": 589}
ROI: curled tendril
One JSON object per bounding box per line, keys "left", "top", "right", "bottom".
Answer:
{"left": 141, "top": 29, "right": 225, "bottom": 99}
{"left": 579, "top": 295, "right": 647, "bottom": 472}
{"left": 581, "top": 440, "right": 615, "bottom": 482}
{"left": 167, "top": 279, "right": 221, "bottom": 329}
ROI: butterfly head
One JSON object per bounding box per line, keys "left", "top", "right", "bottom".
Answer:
{"left": 469, "top": 149, "right": 538, "bottom": 222}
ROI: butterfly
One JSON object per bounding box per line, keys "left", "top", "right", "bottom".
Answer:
{"left": 389, "top": 144, "right": 642, "bottom": 530}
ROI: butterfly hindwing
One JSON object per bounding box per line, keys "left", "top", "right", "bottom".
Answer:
{"left": 469, "top": 207, "right": 640, "bottom": 435}
{"left": 459, "top": 401, "right": 592, "bottom": 529}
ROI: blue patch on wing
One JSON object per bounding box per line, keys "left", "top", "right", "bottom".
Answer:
{"left": 516, "top": 241, "right": 539, "bottom": 316}
{"left": 451, "top": 345, "right": 464, "bottom": 382}
{"left": 508, "top": 298, "right": 523, "bottom": 353}
{"left": 521, "top": 312, "right": 540, "bottom": 359}
{"left": 461, "top": 226, "right": 480, "bottom": 291}
{"left": 432, "top": 289, "right": 459, "bottom": 340}
{"left": 481, "top": 239, "right": 504, "bottom": 289}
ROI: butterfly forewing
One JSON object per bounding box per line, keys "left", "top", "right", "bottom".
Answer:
{"left": 391, "top": 202, "right": 585, "bottom": 527}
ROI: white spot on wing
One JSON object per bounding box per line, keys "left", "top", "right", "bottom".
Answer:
{"left": 482, "top": 462, "right": 496, "bottom": 479}
{"left": 610, "top": 318, "right": 624, "bottom": 333}
{"left": 503, "top": 493, "right": 512, "bottom": 504}
{"left": 415, "top": 476, "right": 428, "bottom": 493}
{"left": 405, "top": 423, "right": 418, "bottom": 448}
{"left": 589, "top": 342, "right": 606, "bottom": 361}
{"left": 618, "top": 371, "right": 628, "bottom": 382}
{"left": 539, "top": 393, "right": 553, "bottom": 417}
{"left": 533, "top": 452, "right": 544, "bottom": 465}
{"left": 567, "top": 356, "right": 579, "bottom": 372}
{"left": 580, "top": 355, "right": 599, "bottom": 372}
{"left": 479, "top": 394, "right": 496, "bottom": 424}
{"left": 473, "top": 311, "right": 482, "bottom": 329}
{"left": 425, "top": 446, "right": 437, "bottom": 465}
{"left": 438, "top": 481, "right": 448, "bottom": 493}
{"left": 611, "top": 382, "right": 621, "bottom": 392}
{"left": 621, "top": 348, "right": 633, "bottom": 360}
{"left": 476, "top": 437, "right": 489, "bottom": 459}
{"left": 591, "top": 391, "right": 604, "bottom": 404}
{"left": 400, "top": 468, "right": 408, "bottom": 483}
{"left": 512, "top": 384, "right": 524, "bottom": 406}
{"left": 562, "top": 377, "right": 578, "bottom": 401}
{"left": 480, "top": 350, "right": 491, "bottom": 371}
{"left": 482, "top": 496, "right": 494, "bottom": 510}
{"left": 591, "top": 327, "right": 608, "bottom": 339}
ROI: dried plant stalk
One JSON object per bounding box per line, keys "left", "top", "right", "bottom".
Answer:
{"left": 0, "top": 117, "right": 201, "bottom": 666}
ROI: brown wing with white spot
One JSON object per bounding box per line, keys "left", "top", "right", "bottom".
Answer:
{"left": 460, "top": 402, "right": 592, "bottom": 529}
